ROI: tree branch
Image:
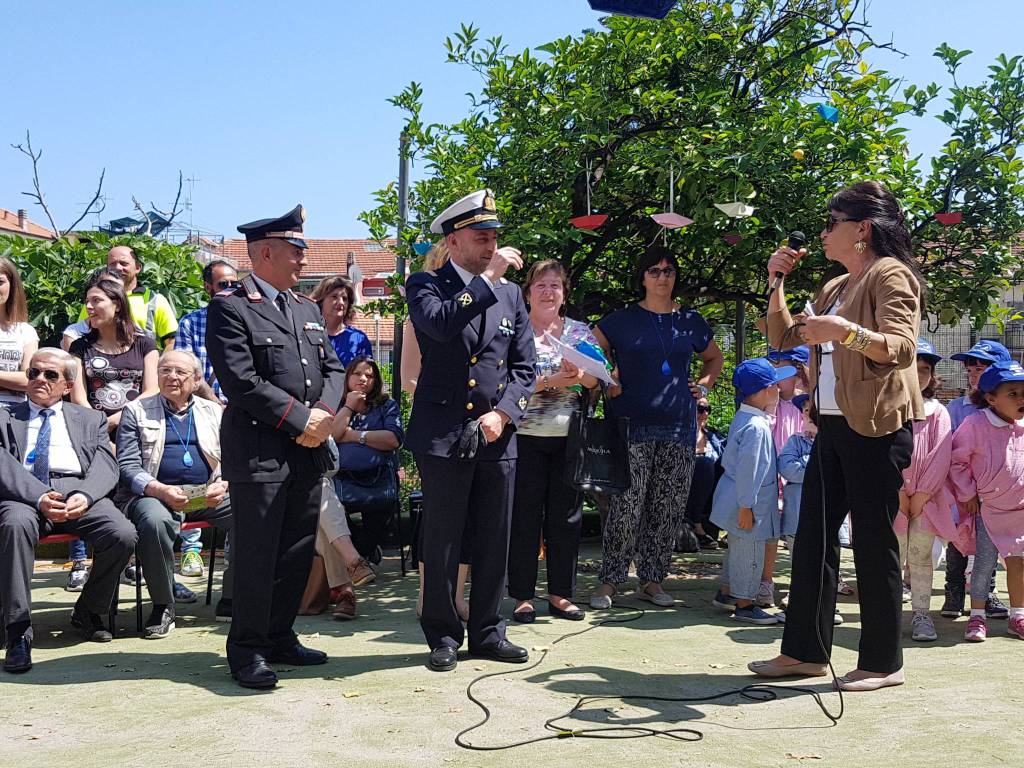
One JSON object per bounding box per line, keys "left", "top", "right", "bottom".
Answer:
{"left": 11, "top": 130, "right": 60, "bottom": 236}
{"left": 63, "top": 168, "right": 106, "bottom": 235}
{"left": 151, "top": 170, "right": 185, "bottom": 228}
{"left": 132, "top": 196, "right": 153, "bottom": 236}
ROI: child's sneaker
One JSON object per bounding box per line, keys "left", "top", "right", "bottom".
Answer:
{"left": 1008, "top": 614, "right": 1024, "bottom": 639}
{"left": 837, "top": 579, "right": 855, "bottom": 596}
{"left": 732, "top": 605, "right": 779, "bottom": 625}
{"left": 711, "top": 590, "right": 737, "bottom": 611}
{"left": 754, "top": 581, "right": 775, "bottom": 608}
{"left": 911, "top": 611, "right": 938, "bottom": 642}
{"left": 901, "top": 583, "right": 912, "bottom": 603}
{"left": 963, "top": 615, "right": 988, "bottom": 642}
{"left": 986, "top": 594, "right": 1009, "bottom": 619}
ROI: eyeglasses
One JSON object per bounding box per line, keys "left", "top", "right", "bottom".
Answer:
{"left": 216, "top": 280, "right": 240, "bottom": 290}
{"left": 696, "top": 405, "right": 712, "bottom": 415}
{"left": 645, "top": 267, "right": 677, "bottom": 279}
{"left": 27, "top": 367, "right": 62, "bottom": 382}
{"left": 158, "top": 366, "right": 193, "bottom": 378}
{"left": 824, "top": 215, "right": 864, "bottom": 233}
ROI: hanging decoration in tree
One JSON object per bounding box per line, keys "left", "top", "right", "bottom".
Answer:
{"left": 723, "top": 234, "right": 744, "bottom": 245}
{"left": 934, "top": 212, "right": 963, "bottom": 225}
{"left": 714, "top": 158, "right": 756, "bottom": 219}
{"left": 815, "top": 104, "right": 840, "bottom": 123}
{"left": 412, "top": 241, "right": 432, "bottom": 256}
{"left": 570, "top": 159, "right": 608, "bottom": 230}
{"left": 587, "top": 0, "right": 676, "bottom": 19}
{"left": 650, "top": 165, "right": 693, "bottom": 230}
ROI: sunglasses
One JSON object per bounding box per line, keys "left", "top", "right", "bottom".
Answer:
{"left": 824, "top": 215, "right": 864, "bottom": 233}
{"left": 27, "top": 367, "right": 62, "bottom": 382}
{"left": 645, "top": 266, "right": 677, "bottom": 279}
{"left": 216, "top": 279, "right": 241, "bottom": 290}
{"left": 696, "top": 405, "right": 711, "bottom": 414}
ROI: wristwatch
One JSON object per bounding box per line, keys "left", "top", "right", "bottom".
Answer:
{"left": 695, "top": 384, "right": 708, "bottom": 398}
{"left": 358, "top": 431, "right": 367, "bottom": 446}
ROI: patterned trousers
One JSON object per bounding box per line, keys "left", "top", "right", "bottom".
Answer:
{"left": 598, "top": 440, "right": 696, "bottom": 585}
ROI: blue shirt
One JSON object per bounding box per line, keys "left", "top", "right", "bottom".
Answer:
{"left": 710, "top": 405, "right": 780, "bottom": 541}
{"left": 337, "top": 398, "right": 404, "bottom": 471}
{"left": 176, "top": 305, "right": 226, "bottom": 403}
{"left": 685, "top": 427, "right": 725, "bottom": 522}
{"left": 156, "top": 407, "right": 212, "bottom": 485}
{"left": 778, "top": 432, "right": 814, "bottom": 537}
{"left": 329, "top": 326, "right": 373, "bottom": 369}
{"left": 947, "top": 395, "right": 976, "bottom": 432}
{"left": 597, "top": 303, "right": 712, "bottom": 443}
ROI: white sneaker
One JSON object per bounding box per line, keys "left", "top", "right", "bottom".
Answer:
{"left": 755, "top": 581, "right": 775, "bottom": 608}
{"left": 911, "top": 611, "right": 938, "bottom": 642}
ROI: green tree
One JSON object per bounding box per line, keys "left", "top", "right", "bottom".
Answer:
{"left": 0, "top": 232, "right": 204, "bottom": 346}
{"left": 361, "top": 1, "right": 1024, "bottom": 330}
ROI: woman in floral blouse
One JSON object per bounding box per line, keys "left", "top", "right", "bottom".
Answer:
{"left": 507, "top": 259, "right": 605, "bottom": 623}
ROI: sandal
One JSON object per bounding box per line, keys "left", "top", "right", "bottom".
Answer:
{"left": 637, "top": 582, "right": 675, "bottom": 607}
{"left": 589, "top": 583, "right": 617, "bottom": 610}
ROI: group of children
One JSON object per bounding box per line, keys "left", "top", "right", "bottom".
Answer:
{"left": 707, "top": 339, "right": 1024, "bottom": 645}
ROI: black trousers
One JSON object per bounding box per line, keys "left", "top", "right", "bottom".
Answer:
{"left": 416, "top": 453, "right": 514, "bottom": 651}
{"left": 226, "top": 448, "right": 321, "bottom": 672}
{"left": 507, "top": 435, "right": 582, "bottom": 601}
{"left": 782, "top": 415, "right": 913, "bottom": 674}
{"left": 944, "top": 542, "right": 997, "bottom": 596}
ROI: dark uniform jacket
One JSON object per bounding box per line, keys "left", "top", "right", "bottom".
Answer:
{"left": 206, "top": 275, "right": 345, "bottom": 482}
{"left": 405, "top": 261, "right": 535, "bottom": 460}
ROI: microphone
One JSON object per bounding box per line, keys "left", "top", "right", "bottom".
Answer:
{"left": 769, "top": 230, "right": 807, "bottom": 295}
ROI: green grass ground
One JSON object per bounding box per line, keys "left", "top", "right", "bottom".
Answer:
{"left": 1, "top": 545, "right": 1020, "bottom": 768}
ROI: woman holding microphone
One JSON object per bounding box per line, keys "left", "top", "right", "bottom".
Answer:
{"left": 748, "top": 181, "right": 924, "bottom": 692}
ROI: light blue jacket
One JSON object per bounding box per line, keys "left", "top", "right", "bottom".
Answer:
{"left": 710, "top": 405, "right": 780, "bottom": 541}
{"left": 778, "top": 432, "right": 813, "bottom": 538}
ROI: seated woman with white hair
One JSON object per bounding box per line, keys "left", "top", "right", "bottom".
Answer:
{"left": 115, "top": 349, "right": 233, "bottom": 639}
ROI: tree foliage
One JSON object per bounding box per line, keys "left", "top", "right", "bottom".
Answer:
{"left": 0, "top": 232, "right": 204, "bottom": 346}
{"left": 360, "top": 0, "right": 1024, "bottom": 329}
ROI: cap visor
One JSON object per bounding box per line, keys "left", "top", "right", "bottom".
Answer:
{"left": 771, "top": 365, "right": 798, "bottom": 382}
{"left": 466, "top": 220, "right": 502, "bottom": 230}
{"left": 950, "top": 352, "right": 995, "bottom": 362}
{"left": 918, "top": 353, "right": 942, "bottom": 364}
{"left": 284, "top": 237, "right": 308, "bottom": 249}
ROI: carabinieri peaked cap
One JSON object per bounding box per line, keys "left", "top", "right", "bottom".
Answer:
{"left": 429, "top": 189, "right": 502, "bottom": 235}
{"left": 237, "top": 204, "right": 308, "bottom": 249}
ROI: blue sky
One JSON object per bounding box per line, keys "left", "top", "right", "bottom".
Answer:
{"left": 2, "top": 1, "right": 1021, "bottom": 239}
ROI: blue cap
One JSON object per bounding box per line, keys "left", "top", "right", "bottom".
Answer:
{"left": 950, "top": 339, "right": 1011, "bottom": 364}
{"left": 733, "top": 358, "right": 797, "bottom": 403}
{"left": 767, "top": 346, "right": 810, "bottom": 366}
{"left": 792, "top": 393, "right": 811, "bottom": 411}
{"left": 978, "top": 361, "right": 1024, "bottom": 393}
{"left": 915, "top": 338, "right": 942, "bottom": 365}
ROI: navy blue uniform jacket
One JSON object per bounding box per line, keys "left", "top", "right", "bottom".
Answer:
{"left": 405, "top": 261, "right": 535, "bottom": 459}
{"left": 206, "top": 277, "right": 346, "bottom": 482}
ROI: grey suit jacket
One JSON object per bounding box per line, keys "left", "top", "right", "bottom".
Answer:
{"left": 0, "top": 401, "right": 118, "bottom": 506}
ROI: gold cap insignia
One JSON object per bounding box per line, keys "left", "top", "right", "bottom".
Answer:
{"left": 518, "top": 396, "right": 528, "bottom": 411}
{"left": 483, "top": 190, "right": 496, "bottom": 212}
{"left": 458, "top": 292, "right": 474, "bottom": 307}
{"left": 299, "top": 206, "right": 307, "bottom": 223}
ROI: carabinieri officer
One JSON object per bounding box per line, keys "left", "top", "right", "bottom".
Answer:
{"left": 406, "top": 189, "right": 536, "bottom": 672}
{"left": 207, "top": 204, "right": 344, "bottom": 689}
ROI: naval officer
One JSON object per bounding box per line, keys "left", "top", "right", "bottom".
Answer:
{"left": 206, "top": 204, "right": 345, "bottom": 688}
{"left": 406, "top": 189, "right": 536, "bottom": 672}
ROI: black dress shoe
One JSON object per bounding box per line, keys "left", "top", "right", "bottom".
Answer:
{"left": 3, "top": 634, "right": 32, "bottom": 674}
{"left": 549, "top": 603, "right": 586, "bottom": 621}
{"left": 267, "top": 643, "right": 328, "bottom": 666}
{"left": 512, "top": 608, "right": 536, "bottom": 624}
{"left": 429, "top": 646, "right": 458, "bottom": 672}
{"left": 70, "top": 605, "right": 113, "bottom": 642}
{"left": 469, "top": 639, "right": 529, "bottom": 663}
{"left": 232, "top": 657, "right": 278, "bottom": 689}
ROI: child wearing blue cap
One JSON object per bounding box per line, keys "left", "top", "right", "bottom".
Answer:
{"left": 941, "top": 339, "right": 1012, "bottom": 621}
{"left": 949, "top": 361, "right": 1024, "bottom": 642}
{"left": 709, "top": 358, "right": 795, "bottom": 624}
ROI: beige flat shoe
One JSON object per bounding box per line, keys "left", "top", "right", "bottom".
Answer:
{"left": 747, "top": 659, "right": 828, "bottom": 678}
{"left": 835, "top": 668, "right": 905, "bottom": 692}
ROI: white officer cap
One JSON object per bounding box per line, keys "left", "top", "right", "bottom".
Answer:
{"left": 429, "top": 189, "right": 503, "bottom": 235}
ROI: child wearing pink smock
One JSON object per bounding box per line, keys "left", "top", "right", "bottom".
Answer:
{"left": 948, "top": 361, "right": 1024, "bottom": 643}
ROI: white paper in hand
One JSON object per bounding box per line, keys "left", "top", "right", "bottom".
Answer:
{"left": 543, "top": 332, "right": 618, "bottom": 386}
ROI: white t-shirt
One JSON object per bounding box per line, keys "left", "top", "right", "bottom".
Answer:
{"left": 0, "top": 322, "right": 38, "bottom": 405}
{"left": 815, "top": 301, "right": 843, "bottom": 416}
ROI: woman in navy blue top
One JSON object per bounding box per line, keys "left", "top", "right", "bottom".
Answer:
{"left": 311, "top": 275, "right": 373, "bottom": 367}
{"left": 590, "top": 247, "right": 724, "bottom": 608}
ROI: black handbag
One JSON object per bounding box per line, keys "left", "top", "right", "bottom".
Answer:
{"left": 336, "top": 452, "right": 399, "bottom": 515}
{"left": 564, "top": 386, "right": 631, "bottom": 495}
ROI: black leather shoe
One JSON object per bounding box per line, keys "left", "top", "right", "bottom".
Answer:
{"left": 549, "top": 603, "right": 586, "bottom": 621}
{"left": 429, "top": 646, "right": 458, "bottom": 672}
{"left": 469, "top": 640, "right": 529, "bottom": 663}
{"left": 70, "top": 605, "right": 113, "bottom": 642}
{"left": 267, "top": 643, "right": 328, "bottom": 666}
{"left": 232, "top": 657, "right": 278, "bottom": 689}
{"left": 512, "top": 607, "right": 536, "bottom": 623}
{"left": 3, "top": 634, "right": 32, "bottom": 674}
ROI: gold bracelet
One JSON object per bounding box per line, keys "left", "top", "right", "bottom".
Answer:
{"left": 852, "top": 326, "right": 871, "bottom": 352}
{"left": 840, "top": 325, "right": 859, "bottom": 347}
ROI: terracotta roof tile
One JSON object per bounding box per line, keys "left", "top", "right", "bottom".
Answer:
{"left": 0, "top": 208, "right": 55, "bottom": 239}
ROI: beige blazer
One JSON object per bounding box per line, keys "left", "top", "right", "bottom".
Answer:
{"left": 767, "top": 256, "right": 924, "bottom": 437}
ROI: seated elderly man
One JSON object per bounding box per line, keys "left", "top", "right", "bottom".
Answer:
{"left": 116, "top": 349, "right": 233, "bottom": 639}
{"left": 1, "top": 348, "right": 136, "bottom": 674}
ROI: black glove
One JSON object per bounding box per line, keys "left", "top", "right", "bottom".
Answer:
{"left": 454, "top": 420, "right": 486, "bottom": 460}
